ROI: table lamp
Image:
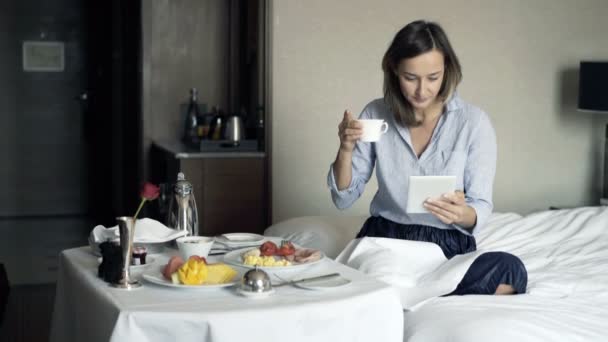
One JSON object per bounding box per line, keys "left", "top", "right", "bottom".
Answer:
{"left": 578, "top": 61, "right": 608, "bottom": 203}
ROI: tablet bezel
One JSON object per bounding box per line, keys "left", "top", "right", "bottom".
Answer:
{"left": 406, "top": 176, "right": 457, "bottom": 214}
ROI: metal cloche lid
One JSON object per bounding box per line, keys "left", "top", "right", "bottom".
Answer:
{"left": 240, "top": 266, "right": 272, "bottom": 293}
{"left": 174, "top": 172, "right": 193, "bottom": 196}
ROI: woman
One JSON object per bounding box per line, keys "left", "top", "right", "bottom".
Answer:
{"left": 327, "top": 20, "right": 527, "bottom": 295}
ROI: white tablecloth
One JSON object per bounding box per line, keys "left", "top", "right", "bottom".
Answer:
{"left": 50, "top": 246, "right": 404, "bottom": 342}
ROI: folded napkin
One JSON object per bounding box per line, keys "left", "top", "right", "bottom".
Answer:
{"left": 336, "top": 237, "right": 483, "bottom": 310}
{"left": 88, "top": 218, "right": 188, "bottom": 255}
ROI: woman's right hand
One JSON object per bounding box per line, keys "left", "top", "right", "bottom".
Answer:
{"left": 338, "top": 110, "right": 363, "bottom": 153}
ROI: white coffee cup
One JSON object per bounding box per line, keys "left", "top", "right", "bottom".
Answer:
{"left": 176, "top": 236, "right": 214, "bottom": 260}
{"left": 358, "top": 119, "right": 388, "bottom": 142}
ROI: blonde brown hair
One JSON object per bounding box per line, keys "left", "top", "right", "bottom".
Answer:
{"left": 382, "top": 20, "right": 462, "bottom": 127}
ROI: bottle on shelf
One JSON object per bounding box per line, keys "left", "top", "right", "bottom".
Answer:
{"left": 209, "top": 107, "right": 226, "bottom": 141}
{"left": 200, "top": 106, "right": 218, "bottom": 141}
{"left": 182, "top": 88, "right": 201, "bottom": 146}
{"left": 198, "top": 111, "right": 213, "bottom": 140}
{"left": 200, "top": 105, "right": 209, "bottom": 136}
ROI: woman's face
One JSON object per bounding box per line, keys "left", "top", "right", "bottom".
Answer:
{"left": 396, "top": 49, "right": 445, "bottom": 112}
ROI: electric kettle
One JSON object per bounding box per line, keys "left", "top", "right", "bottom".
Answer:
{"left": 166, "top": 172, "right": 199, "bottom": 236}
{"left": 224, "top": 115, "right": 244, "bottom": 146}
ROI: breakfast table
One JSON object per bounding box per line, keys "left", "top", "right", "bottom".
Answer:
{"left": 49, "top": 243, "right": 404, "bottom": 342}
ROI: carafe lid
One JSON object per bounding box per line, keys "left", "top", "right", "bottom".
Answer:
{"left": 174, "top": 172, "right": 193, "bottom": 196}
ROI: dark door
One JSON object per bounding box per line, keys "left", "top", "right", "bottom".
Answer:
{"left": 0, "top": 0, "right": 89, "bottom": 218}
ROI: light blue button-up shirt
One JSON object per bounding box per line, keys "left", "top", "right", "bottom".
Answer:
{"left": 327, "top": 94, "right": 497, "bottom": 235}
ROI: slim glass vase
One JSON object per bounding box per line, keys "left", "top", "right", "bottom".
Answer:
{"left": 111, "top": 216, "right": 142, "bottom": 289}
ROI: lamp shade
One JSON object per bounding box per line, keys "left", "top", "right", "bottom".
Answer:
{"left": 578, "top": 61, "right": 608, "bottom": 112}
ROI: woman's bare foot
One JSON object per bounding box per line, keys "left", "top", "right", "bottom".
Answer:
{"left": 495, "top": 284, "right": 515, "bottom": 295}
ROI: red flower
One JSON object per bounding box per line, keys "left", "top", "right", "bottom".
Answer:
{"left": 134, "top": 182, "right": 160, "bottom": 219}
{"left": 140, "top": 182, "right": 160, "bottom": 201}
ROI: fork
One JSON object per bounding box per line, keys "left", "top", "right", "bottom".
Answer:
{"left": 208, "top": 241, "right": 262, "bottom": 255}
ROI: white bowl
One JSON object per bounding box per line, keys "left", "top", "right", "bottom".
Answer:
{"left": 176, "top": 236, "right": 214, "bottom": 260}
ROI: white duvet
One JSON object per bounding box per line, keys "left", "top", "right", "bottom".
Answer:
{"left": 398, "top": 207, "right": 608, "bottom": 341}
{"left": 266, "top": 207, "right": 608, "bottom": 341}
{"left": 336, "top": 237, "right": 485, "bottom": 309}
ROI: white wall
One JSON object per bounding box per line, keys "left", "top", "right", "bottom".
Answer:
{"left": 270, "top": 0, "right": 608, "bottom": 223}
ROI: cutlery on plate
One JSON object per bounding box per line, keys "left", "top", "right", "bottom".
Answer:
{"left": 208, "top": 245, "right": 263, "bottom": 256}
{"left": 272, "top": 272, "right": 341, "bottom": 287}
{"left": 209, "top": 250, "right": 235, "bottom": 256}
{"left": 210, "top": 244, "right": 261, "bottom": 251}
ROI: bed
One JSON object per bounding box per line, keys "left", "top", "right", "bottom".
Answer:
{"left": 264, "top": 206, "right": 608, "bottom": 341}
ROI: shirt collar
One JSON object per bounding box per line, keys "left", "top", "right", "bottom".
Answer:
{"left": 444, "top": 91, "right": 463, "bottom": 113}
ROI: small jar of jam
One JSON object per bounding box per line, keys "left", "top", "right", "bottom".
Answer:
{"left": 131, "top": 246, "right": 148, "bottom": 265}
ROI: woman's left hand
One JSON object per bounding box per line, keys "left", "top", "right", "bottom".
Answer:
{"left": 423, "top": 190, "right": 474, "bottom": 226}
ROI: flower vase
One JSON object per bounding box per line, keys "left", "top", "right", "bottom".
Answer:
{"left": 111, "top": 216, "right": 142, "bottom": 289}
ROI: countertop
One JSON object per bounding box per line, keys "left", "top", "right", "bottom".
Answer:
{"left": 153, "top": 140, "right": 266, "bottom": 159}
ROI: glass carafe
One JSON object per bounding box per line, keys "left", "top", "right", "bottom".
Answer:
{"left": 167, "top": 172, "right": 199, "bottom": 236}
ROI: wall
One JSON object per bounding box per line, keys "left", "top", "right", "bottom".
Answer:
{"left": 142, "top": 0, "right": 230, "bottom": 178}
{"left": 270, "top": 0, "right": 608, "bottom": 223}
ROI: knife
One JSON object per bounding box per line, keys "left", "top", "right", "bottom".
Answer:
{"left": 273, "top": 272, "right": 341, "bottom": 287}
{"left": 208, "top": 244, "right": 262, "bottom": 255}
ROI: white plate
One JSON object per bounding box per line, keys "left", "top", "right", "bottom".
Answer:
{"left": 295, "top": 276, "right": 352, "bottom": 290}
{"left": 142, "top": 266, "right": 238, "bottom": 290}
{"left": 97, "top": 256, "right": 156, "bottom": 271}
{"left": 223, "top": 247, "right": 325, "bottom": 271}
{"left": 215, "top": 233, "right": 265, "bottom": 247}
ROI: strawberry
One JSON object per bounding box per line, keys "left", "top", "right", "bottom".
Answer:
{"left": 277, "top": 241, "right": 295, "bottom": 256}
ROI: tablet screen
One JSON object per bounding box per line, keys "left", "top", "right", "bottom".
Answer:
{"left": 406, "top": 176, "right": 457, "bottom": 214}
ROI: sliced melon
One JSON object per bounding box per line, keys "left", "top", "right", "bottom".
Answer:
{"left": 204, "top": 263, "right": 237, "bottom": 284}
{"left": 171, "top": 272, "right": 180, "bottom": 285}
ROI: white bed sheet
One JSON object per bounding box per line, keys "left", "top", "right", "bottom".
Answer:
{"left": 403, "top": 207, "right": 608, "bottom": 342}
{"left": 265, "top": 207, "right": 608, "bottom": 341}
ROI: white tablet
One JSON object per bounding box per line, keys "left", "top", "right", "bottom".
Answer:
{"left": 406, "top": 176, "right": 457, "bottom": 214}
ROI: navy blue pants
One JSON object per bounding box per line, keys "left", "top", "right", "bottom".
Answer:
{"left": 357, "top": 216, "right": 528, "bottom": 295}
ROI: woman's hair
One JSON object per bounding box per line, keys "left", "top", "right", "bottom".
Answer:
{"left": 382, "top": 20, "right": 462, "bottom": 126}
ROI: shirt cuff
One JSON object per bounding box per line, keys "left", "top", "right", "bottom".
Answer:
{"left": 327, "top": 164, "right": 357, "bottom": 196}
{"left": 456, "top": 199, "right": 491, "bottom": 235}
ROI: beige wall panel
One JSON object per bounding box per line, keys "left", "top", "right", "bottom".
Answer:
{"left": 270, "top": 0, "right": 608, "bottom": 223}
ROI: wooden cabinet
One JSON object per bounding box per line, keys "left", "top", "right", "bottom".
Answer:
{"left": 150, "top": 143, "right": 268, "bottom": 236}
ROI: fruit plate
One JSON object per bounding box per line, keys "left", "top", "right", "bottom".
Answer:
{"left": 142, "top": 266, "right": 239, "bottom": 290}
{"left": 222, "top": 247, "right": 325, "bottom": 271}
